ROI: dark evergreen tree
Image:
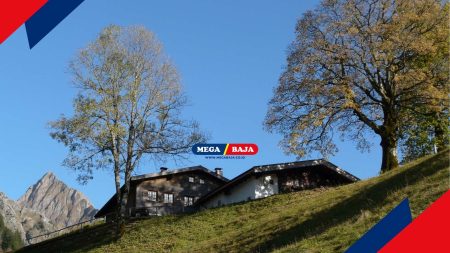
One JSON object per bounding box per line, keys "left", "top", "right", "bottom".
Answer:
{"left": 0, "top": 215, "right": 23, "bottom": 251}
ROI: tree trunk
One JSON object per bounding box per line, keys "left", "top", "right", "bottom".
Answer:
{"left": 433, "top": 115, "right": 447, "bottom": 153}
{"left": 121, "top": 170, "right": 131, "bottom": 218}
{"left": 379, "top": 101, "right": 400, "bottom": 173}
{"left": 113, "top": 165, "right": 123, "bottom": 238}
{"left": 111, "top": 133, "right": 124, "bottom": 238}
{"left": 380, "top": 136, "right": 399, "bottom": 173}
{"left": 121, "top": 125, "right": 135, "bottom": 220}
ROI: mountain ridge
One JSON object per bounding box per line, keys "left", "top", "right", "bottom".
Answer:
{"left": 0, "top": 192, "right": 55, "bottom": 244}
{"left": 17, "top": 171, "right": 97, "bottom": 229}
{"left": 0, "top": 171, "right": 97, "bottom": 247}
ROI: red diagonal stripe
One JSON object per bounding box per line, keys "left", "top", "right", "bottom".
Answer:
{"left": 0, "top": 0, "right": 48, "bottom": 44}
{"left": 379, "top": 190, "right": 450, "bottom": 252}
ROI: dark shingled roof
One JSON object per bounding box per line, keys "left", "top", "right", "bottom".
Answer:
{"left": 131, "top": 165, "right": 228, "bottom": 182}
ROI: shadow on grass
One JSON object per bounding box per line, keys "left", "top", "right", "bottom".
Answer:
{"left": 15, "top": 152, "right": 448, "bottom": 253}
{"left": 14, "top": 222, "right": 119, "bottom": 253}
{"left": 251, "top": 151, "right": 448, "bottom": 253}
{"left": 15, "top": 212, "right": 190, "bottom": 253}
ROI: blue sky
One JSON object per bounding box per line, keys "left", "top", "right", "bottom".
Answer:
{"left": 0, "top": 0, "right": 382, "bottom": 208}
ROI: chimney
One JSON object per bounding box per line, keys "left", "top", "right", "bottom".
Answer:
{"left": 215, "top": 168, "right": 223, "bottom": 176}
{"left": 160, "top": 167, "right": 168, "bottom": 173}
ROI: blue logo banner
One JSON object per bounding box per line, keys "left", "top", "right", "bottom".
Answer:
{"left": 25, "top": 0, "right": 85, "bottom": 48}
{"left": 345, "top": 198, "right": 412, "bottom": 253}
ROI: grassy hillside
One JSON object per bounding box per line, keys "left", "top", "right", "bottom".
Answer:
{"left": 16, "top": 151, "right": 449, "bottom": 253}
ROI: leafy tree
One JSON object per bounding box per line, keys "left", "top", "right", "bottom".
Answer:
{"left": 400, "top": 123, "right": 434, "bottom": 163}
{"left": 1, "top": 222, "right": 23, "bottom": 251}
{"left": 1, "top": 230, "right": 10, "bottom": 251}
{"left": 265, "top": 0, "right": 449, "bottom": 172}
{"left": 399, "top": 14, "right": 449, "bottom": 162}
{"left": 50, "top": 25, "right": 206, "bottom": 235}
{"left": 400, "top": 108, "right": 449, "bottom": 163}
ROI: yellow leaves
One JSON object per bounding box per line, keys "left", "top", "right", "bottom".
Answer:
{"left": 347, "top": 26, "right": 359, "bottom": 36}
{"left": 267, "top": 0, "right": 449, "bottom": 164}
{"left": 342, "top": 100, "right": 357, "bottom": 110}
{"left": 312, "top": 119, "right": 323, "bottom": 127}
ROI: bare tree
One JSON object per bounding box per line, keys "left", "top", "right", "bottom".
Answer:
{"left": 50, "top": 25, "right": 206, "bottom": 234}
{"left": 265, "top": 0, "right": 448, "bottom": 173}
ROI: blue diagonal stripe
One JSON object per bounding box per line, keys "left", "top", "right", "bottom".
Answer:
{"left": 25, "top": 0, "right": 85, "bottom": 49}
{"left": 345, "top": 198, "right": 412, "bottom": 253}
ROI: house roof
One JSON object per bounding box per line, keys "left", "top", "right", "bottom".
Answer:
{"left": 94, "top": 165, "right": 229, "bottom": 218}
{"left": 131, "top": 165, "right": 229, "bottom": 182}
{"left": 195, "top": 159, "right": 359, "bottom": 206}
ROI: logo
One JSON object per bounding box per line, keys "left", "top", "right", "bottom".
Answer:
{"left": 192, "top": 143, "right": 258, "bottom": 156}
{"left": 346, "top": 190, "right": 450, "bottom": 252}
{"left": 0, "top": 0, "right": 85, "bottom": 48}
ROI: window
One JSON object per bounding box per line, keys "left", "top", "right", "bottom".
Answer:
{"left": 163, "top": 193, "right": 174, "bottom": 204}
{"left": 199, "top": 179, "right": 205, "bottom": 184}
{"left": 188, "top": 176, "right": 195, "bottom": 183}
{"left": 184, "top": 196, "right": 194, "bottom": 206}
{"left": 147, "top": 191, "right": 157, "bottom": 202}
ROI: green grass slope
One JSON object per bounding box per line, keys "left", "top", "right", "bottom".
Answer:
{"left": 16, "top": 151, "right": 449, "bottom": 253}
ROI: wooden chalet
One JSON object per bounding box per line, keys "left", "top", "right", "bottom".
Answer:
{"left": 94, "top": 160, "right": 359, "bottom": 219}
{"left": 195, "top": 159, "right": 359, "bottom": 208}
{"left": 95, "top": 166, "right": 228, "bottom": 219}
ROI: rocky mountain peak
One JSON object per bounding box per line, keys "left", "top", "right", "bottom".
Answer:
{"left": 0, "top": 191, "right": 55, "bottom": 244}
{"left": 40, "top": 172, "right": 56, "bottom": 182}
{"left": 17, "top": 172, "right": 97, "bottom": 230}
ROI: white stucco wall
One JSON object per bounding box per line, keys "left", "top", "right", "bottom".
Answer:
{"left": 255, "top": 174, "right": 278, "bottom": 199}
{"left": 204, "top": 174, "right": 278, "bottom": 208}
